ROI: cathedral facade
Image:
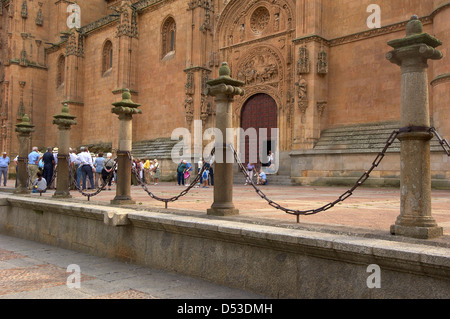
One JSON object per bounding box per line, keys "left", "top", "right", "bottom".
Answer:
{"left": 1, "top": 0, "right": 449, "bottom": 186}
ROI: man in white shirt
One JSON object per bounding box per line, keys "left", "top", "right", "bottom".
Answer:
{"left": 77, "top": 147, "right": 95, "bottom": 190}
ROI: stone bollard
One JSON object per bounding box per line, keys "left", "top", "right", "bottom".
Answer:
{"left": 386, "top": 16, "right": 444, "bottom": 239}
{"left": 52, "top": 103, "right": 77, "bottom": 198}
{"left": 110, "top": 89, "right": 142, "bottom": 205}
{"left": 206, "top": 62, "right": 245, "bottom": 216}
{"left": 14, "top": 115, "right": 35, "bottom": 194}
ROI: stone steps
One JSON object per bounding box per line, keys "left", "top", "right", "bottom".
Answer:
{"left": 314, "top": 121, "right": 443, "bottom": 153}
{"left": 131, "top": 138, "right": 178, "bottom": 160}
{"left": 233, "top": 171, "right": 294, "bottom": 186}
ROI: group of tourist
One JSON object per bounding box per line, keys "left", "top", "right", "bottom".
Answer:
{"left": 131, "top": 158, "right": 160, "bottom": 186}
{"left": 176, "top": 157, "right": 215, "bottom": 188}
{"left": 0, "top": 147, "right": 271, "bottom": 192}
{"left": 26, "top": 146, "right": 59, "bottom": 193}
{"left": 22, "top": 146, "right": 117, "bottom": 193}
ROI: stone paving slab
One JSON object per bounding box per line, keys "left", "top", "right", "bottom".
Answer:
{"left": 0, "top": 233, "right": 265, "bottom": 299}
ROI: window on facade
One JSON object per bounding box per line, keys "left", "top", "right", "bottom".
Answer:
{"left": 57, "top": 55, "right": 65, "bottom": 87}
{"left": 162, "top": 17, "right": 176, "bottom": 60}
{"left": 102, "top": 40, "right": 113, "bottom": 75}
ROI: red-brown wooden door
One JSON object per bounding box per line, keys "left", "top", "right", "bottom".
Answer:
{"left": 240, "top": 94, "right": 277, "bottom": 165}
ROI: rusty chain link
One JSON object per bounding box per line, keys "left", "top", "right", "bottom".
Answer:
{"left": 230, "top": 129, "right": 401, "bottom": 223}
{"left": 129, "top": 148, "right": 216, "bottom": 208}
{"left": 68, "top": 155, "right": 117, "bottom": 201}
{"left": 430, "top": 127, "right": 450, "bottom": 156}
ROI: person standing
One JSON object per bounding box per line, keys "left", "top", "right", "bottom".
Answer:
{"left": 78, "top": 147, "right": 95, "bottom": 190}
{"left": 153, "top": 159, "right": 160, "bottom": 185}
{"left": 42, "top": 147, "right": 55, "bottom": 189}
{"left": 102, "top": 153, "right": 115, "bottom": 190}
{"left": 28, "top": 147, "right": 40, "bottom": 187}
{"left": 94, "top": 152, "right": 105, "bottom": 188}
{"left": 177, "top": 159, "right": 186, "bottom": 186}
{"left": 0, "top": 152, "right": 10, "bottom": 186}
{"left": 197, "top": 157, "right": 203, "bottom": 184}
{"left": 51, "top": 147, "right": 58, "bottom": 189}
{"left": 143, "top": 158, "right": 151, "bottom": 185}
{"left": 184, "top": 160, "right": 192, "bottom": 185}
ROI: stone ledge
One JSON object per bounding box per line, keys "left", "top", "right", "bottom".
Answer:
{"left": 5, "top": 194, "right": 448, "bottom": 278}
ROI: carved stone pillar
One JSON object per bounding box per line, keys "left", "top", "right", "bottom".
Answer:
{"left": 386, "top": 16, "right": 443, "bottom": 239}
{"left": 14, "top": 114, "right": 34, "bottom": 194}
{"left": 110, "top": 89, "right": 141, "bottom": 205}
{"left": 52, "top": 103, "right": 77, "bottom": 198}
{"left": 206, "top": 62, "right": 244, "bottom": 216}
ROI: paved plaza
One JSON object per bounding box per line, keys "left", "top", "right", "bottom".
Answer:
{"left": 0, "top": 178, "right": 449, "bottom": 300}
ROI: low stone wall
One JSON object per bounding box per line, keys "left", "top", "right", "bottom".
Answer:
{"left": 290, "top": 150, "right": 450, "bottom": 189}
{"left": 0, "top": 194, "right": 449, "bottom": 298}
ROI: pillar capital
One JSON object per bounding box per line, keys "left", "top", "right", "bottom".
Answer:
{"left": 111, "top": 89, "right": 142, "bottom": 117}
{"left": 53, "top": 103, "right": 77, "bottom": 130}
{"left": 206, "top": 62, "right": 245, "bottom": 98}
{"left": 386, "top": 16, "right": 442, "bottom": 69}
{"left": 15, "top": 114, "right": 35, "bottom": 136}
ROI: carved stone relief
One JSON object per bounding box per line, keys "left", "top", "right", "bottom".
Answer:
{"left": 250, "top": 6, "right": 270, "bottom": 35}
{"left": 236, "top": 46, "right": 282, "bottom": 87}
{"left": 296, "top": 75, "right": 307, "bottom": 120}
{"left": 35, "top": 2, "right": 43, "bottom": 26}
{"left": 297, "top": 46, "right": 310, "bottom": 74}
{"left": 317, "top": 46, "right": 328, "bottom": 75}
{"left": 317, "top": 101, "right": 327, "bottom": 117}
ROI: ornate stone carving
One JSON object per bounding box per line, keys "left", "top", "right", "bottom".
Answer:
{"left": 65, "top": 29, "right": 84, "bottom": 57}
{"left": 8, "top": 0, "right": 14, "bottom": 18}
{"left": 21, "top": 0, "right": 27, "bottom": 19}
{"left": 250, "top": 6, "right": 270, "bottom": 34}
{"left": 317, "top": 101, "right": 327, "bottom": 117}
{"left": 297, "top": 46, "right": 310, "bottom": 74}
{"left": 19, "top": 49, "right": 28, "bottom": 67}
{"left": 184, "top": 95, "right": 194, "bottom": 125}
{"left": 115, "top": 1, "right": 138, "bottom": 39}
{"left": 17, "top": 81, "right": 26, "bottom": 119}
{"left": 218, "top": 0, "right": 294, "bottom": 47}
{"left": 317, "top": 46, "right": 328, "bottom": 75}
{"left": 185, "top": 71, "right": 195, "bottom": 95}
{"left": 236, "top": 47, "right": 282, "bottom": 86}
{"left": 296, "top": 75, "right": 307, "bottom": 115}
{"left": 35, "top": 2, "right": 43, "bottom": 26}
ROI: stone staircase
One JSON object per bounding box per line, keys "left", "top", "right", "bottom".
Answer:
{"left": 313, "top": 121, "right": 443, "bottom": 153}
{"left": 131, "top": 138, "right": 179, "bottom": 160}
{"left": 233, "top": 168, "right": 294, "bottom": 186}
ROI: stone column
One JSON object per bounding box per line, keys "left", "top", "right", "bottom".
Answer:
{"left": 206, "top": 62, "right": 244, "bottom": 216}
{"left": 52, "top": 103, "right": 77, "bottom": 198}
{"left": 386, "top": 16, "right": 443, "bottom": 239}
{"left": 110, "top": 89, "right": 141, "bottom": 205}
{"left": 14, "top": 115, "right": 35, "bottom": 194}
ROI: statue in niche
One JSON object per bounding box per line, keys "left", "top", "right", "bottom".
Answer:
{"left": 274, "top": 13, "right": 280, "bottom": 32}
{"left": 239, "top": 24, "right": 245, "bottom": 42}
{"left": 296, "top": 76, "right": 307, "bottom": 103}
{"left": 297, "top": 46, "right": 310, "bottom": 74}
{"left": 317, "top": 47, "right": 328, "bottom": 75}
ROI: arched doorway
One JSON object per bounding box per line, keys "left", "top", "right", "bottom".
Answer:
{"left": 240, "top": 93, "right": 277, "bottom": 165}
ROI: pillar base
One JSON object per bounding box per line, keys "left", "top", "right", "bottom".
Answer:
{"left": 390, "top": 224, "right": 443, "bottom": 239}
{"left": 14, "top": 188, "right": 30, "bottom": 195}
{"left": 110, "top": 197, "right": 136, "bottom": 205}
{"left": 52, "top": 192, "right": 72, "bottom": 199}
{"left": 207, "top": 205, "right": 239, "bottom": 217}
